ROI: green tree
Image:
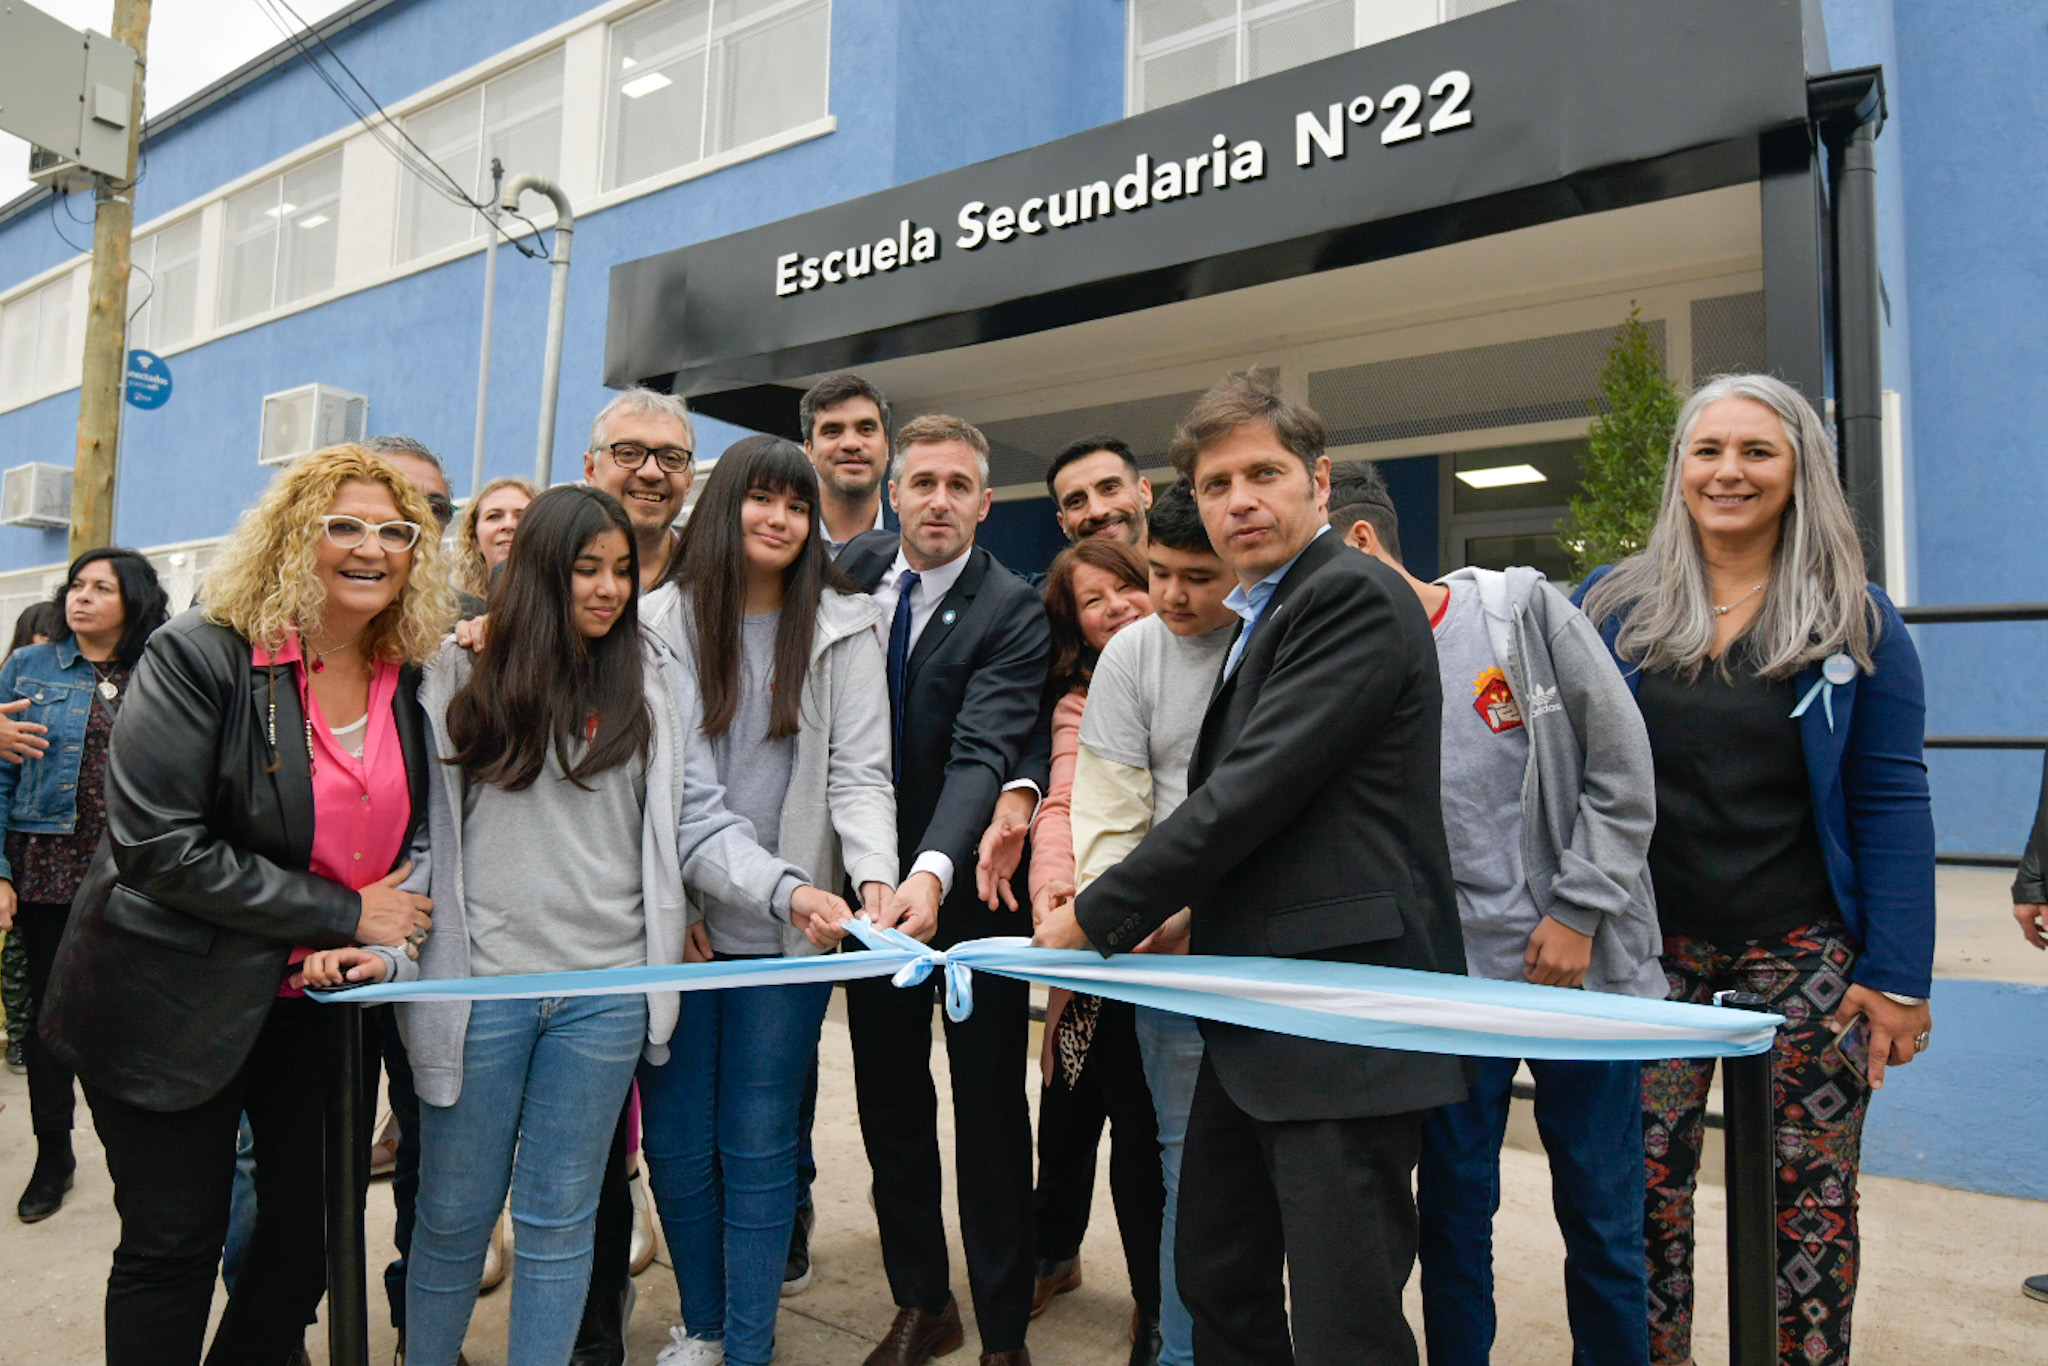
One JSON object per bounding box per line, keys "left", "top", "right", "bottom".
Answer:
{"left": 1559, "top": 306, "right": 1682, "bottom": 579}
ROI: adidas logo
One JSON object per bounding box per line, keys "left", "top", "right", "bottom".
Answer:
{"left": 1524, "top": 683, "right": 1564, "bottom": 718}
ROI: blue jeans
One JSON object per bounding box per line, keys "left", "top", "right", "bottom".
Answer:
{"left": 639, "top": 969, "right": 833, "bottom": 1366}
{"left": 404, "top": 995, "right": 646, "bottom": 1366}
{"left": 220, "top": 1115, "right": 257, "bottom": 1293}
{"left": 1416, "top": 1056, "right": 1649, "bottom": 1366}
{"left": 1133, "top": 1005, "right": 1204, "bottom": 1366}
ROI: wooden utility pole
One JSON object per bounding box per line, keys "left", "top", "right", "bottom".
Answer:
{"left": 69, "top": 0, "right": 151, "bottom": 560}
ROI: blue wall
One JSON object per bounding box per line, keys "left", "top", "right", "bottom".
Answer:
{"left": 0, "top": 0, "right": 1125, "bottom": 569}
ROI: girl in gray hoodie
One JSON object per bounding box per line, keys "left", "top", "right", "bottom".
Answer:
{"left": 636, "top": 437, "right": 897, "bottom": 1366}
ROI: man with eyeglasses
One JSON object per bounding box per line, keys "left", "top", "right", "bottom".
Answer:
{"left": 582, "top": 388, "right": 696, "bottom": 592}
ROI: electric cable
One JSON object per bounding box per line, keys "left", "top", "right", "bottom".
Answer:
{"left": 250, "top": 0, "right": 550, "bottom": 258}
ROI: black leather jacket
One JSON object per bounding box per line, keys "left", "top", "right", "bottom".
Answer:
{"left": 42, "top": 608, "right": 428, "bottom": 1111}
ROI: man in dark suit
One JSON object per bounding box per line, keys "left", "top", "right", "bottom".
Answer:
{"left": 836, "top": 413, "right": 1051, "bottom": 1366}
{"left": 1035, "top": 374, "right": 1468, "bottom": 1366}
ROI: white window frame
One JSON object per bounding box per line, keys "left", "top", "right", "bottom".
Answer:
{"left": 1125, "top": 0, "right": 1512, "bottom": 114}
{"left": 0, "top": 271, "right": 81, "bottom": 409}
{"left": 218, "top": 150, "right": 345, "bottom": 326}
{"left": 601, "top": 0, "right": 832, "bottom": 194}
{"left": 129, "top": 215, "right": 205, "bottom": 354}
{"left": 394, "top": 47, "right": 567, "bottom": 267}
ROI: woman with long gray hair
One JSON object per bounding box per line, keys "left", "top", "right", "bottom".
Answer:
{"left": 1577, "top": 373, "right": 1934, "bottom": 1366}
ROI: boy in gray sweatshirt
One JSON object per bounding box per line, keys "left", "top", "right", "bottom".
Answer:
{"left": 1329, "top": 462, "right": 1658, "bottom": 1366}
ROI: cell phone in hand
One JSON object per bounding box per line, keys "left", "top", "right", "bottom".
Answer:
{"left": 1829, "top": 1014, "right": 1871, "bottom": 1078}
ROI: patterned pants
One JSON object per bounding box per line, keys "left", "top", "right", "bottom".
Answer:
{"left": 1643, "top": 922, "right": 1871, "bottom": 1366}
{"left": 1, "top": 929, "right": 30, "bottom": 1049}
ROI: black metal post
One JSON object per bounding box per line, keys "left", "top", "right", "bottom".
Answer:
{"left": 325, "top": 1001, "right": 371, "bottom": 1366}
{"left": 1716, "top": 990, "right": 1779, "bottom": 1366}
{"left": 1812, "top": 66, "right": 1888, "bottom": 584}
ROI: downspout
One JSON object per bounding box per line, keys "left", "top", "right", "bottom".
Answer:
{"left": 503, "top": 173, "right": 575, "bottom": 488}
{"left": 1811, "top": 67, "right": 1888, "bottom": 583}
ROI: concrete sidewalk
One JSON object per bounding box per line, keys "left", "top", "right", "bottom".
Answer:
{"left": 4, "top": 996, "right": 2046, "bottom": 1364}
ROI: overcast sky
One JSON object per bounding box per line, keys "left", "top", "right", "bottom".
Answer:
{"left": 1, "top": 0, "right": 356, "bottom": 205}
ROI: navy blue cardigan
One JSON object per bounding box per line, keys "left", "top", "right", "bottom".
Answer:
{"left": 1574, "top": 569, "right": 1936, "bottom": 997}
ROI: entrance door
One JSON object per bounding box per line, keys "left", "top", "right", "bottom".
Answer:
{"left": 1442, "top": 438, "right": 1587, "bottom": 589}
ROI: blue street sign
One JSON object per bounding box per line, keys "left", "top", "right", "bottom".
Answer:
{"left": 124, "top": 349, "right": 171, "bottom": 410}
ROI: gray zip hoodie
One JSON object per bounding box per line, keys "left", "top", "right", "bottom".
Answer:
{"left": 1437, "top": 566, "right": 1664, "bottom": 998}
{"left": 641, "top": 582, "right": 899, "bottom": 958}
{"left": 374, "top": 630, "right": 806, "bottom": 1104}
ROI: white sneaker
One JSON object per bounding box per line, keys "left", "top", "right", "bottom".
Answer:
{"left": 653, "top": 1327, "right": 725, "bottom": 1366}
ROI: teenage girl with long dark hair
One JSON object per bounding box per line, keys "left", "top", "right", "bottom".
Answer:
{"left": 637, "top": 435, "right": 897, "bottom": 1366}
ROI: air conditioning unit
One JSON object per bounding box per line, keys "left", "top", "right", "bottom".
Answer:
{"left": 27, "top": 147, "right": 94, "bottom": 196}
{"left": 0, "top": 463, "right": 73, "bottom": 529}
{"left": 259, "top": 384, "right": 370, "bottom": 465}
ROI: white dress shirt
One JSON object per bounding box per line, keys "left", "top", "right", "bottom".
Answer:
{"left": 874, "top": 546, "right": 1039, "bottom": 896}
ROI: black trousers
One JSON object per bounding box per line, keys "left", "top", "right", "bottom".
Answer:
{"left": 577, "top": 1097, "right": 635, "bottom": 1334}
{"left": 362, "top": 1004, "right": 422, "bottom": 1329}
{"left": 16, "top": 901, "right": 76, "bottom": 1140}
{"left": 1033, "top": 997, "right": 1163, "bottom": 1317}
{"left": 847, "top": 968, "right": 1035, "bottom": 1352}
{"left": 83, "top": 995, "right": 366, "bottom": 1366}
{"left": 1178, "top": 1055, "right": 1425, "bottom": 1366}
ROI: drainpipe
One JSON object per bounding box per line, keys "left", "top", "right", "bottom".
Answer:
{"left": 1810, "top": 67, "right": 1888, "bottom": 583}
{"left": 502, "top": 173, "right": 575, "bottom": 488}
{"left": 470, "top": 159, "right": 505, "bottom": 500}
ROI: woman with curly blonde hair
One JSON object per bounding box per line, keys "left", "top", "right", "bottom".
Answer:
{"left": 454, "top": 476, "right": 538, "bottom": 606}
{"left": 41, "top": 445, "right": 448, "bottom": 1366}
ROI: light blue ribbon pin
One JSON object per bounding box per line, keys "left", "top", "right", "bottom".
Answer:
{"left": 1790, "top": 652, "right": 1859, "bottom": 731}
{"left": 847, "top": 917, "right": 976, "bottom": 1022}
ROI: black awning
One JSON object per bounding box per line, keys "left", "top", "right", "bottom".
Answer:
{"left": 604, "top": 0, "right": 1811, "bottom": 399}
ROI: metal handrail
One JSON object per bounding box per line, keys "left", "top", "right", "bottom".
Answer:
{"left": 1900, "top": 602, "right": 2044, "bottom": 868}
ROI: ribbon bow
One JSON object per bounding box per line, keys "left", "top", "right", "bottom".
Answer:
{"left": 1790, "top": 652, "right": 1860, "bottom": 732}
{"left": 845, "top": 917, "right": 976, "bottom": 1022}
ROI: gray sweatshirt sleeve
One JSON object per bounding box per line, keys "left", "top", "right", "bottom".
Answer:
{"left": 672, "top": 662, "right": 810, "bottom": 921}
{"left": 1541, "top": 583, "right": 1658, "bottom": 936}
{"left": 825, "top": 623, "right": 900, "bottom": 891}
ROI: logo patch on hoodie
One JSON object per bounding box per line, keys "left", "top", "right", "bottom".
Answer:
{"left": 1523, "top": 682, "right": 1564, "bottom": 719}
{"left": 1471, "top": 667, "right": 1524, "bottom": 734}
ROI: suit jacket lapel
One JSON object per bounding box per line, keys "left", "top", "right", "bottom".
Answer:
{"left": 905, "top": 547, "right": 987, "bottom": 683}
{"left": 1191, "top": 533, "right": 1342, "bottom": 784}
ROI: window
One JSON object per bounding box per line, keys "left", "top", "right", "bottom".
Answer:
{"left": 1129, "top": 0, "right": 1518, "bottom": 111}
{"left": 396, "top": 50, "right": 565, "bottom": 264}
{"left": 220, "top": 151, "right": 343, "bottom": 324}
{"left": 130, "top": 216, "right": 203, "bottom": 353}
{"left": 604, "top": 0, "right": 831, "bottom": 192}
{"left": 0, "top": 275, "right": 75, "bottom": 407}
{"left": 1131, "top": 0, "right": 1356, "bottom": 111}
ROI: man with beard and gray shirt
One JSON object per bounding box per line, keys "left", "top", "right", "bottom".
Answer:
{"left": 1329, "top": 460, "right": 1662, "bottom": 1366}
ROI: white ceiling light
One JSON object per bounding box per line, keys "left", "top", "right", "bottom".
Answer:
{"left": 1455, "top": 463, "right": 1547, "bottom": 489}
{"left": 620, "top": 55, "right": 637, "bottom": 68}
{"left": 621, "top": 71, "right": 672, "bottom": 99}
{"left": 296, "top": 213, "right": 330, "bottom": 229}
{"left": 264, "top": 201, "right": 299, "bottom": 218}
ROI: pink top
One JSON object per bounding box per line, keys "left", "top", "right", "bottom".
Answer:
{"left": 1028, "top": 691, "right": 1086, "bottom": 900}
{"left": 253, "top": 635, "right": 410, "bottom": 995}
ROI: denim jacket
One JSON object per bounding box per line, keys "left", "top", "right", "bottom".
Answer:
{"left": 0, "top": 637, "right": 104, "bottom": 873}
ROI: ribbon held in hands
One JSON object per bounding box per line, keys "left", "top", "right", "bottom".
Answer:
{"left": 315, "top": 917, "right": 1780, "bottom": 1062}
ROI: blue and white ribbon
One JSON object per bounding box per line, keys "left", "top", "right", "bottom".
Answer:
{"left": 1790, "top": 652, "right": 1860, "bottom": 731}
{"left": 315, "top": 918, "right": 1780, "bottom": 1061}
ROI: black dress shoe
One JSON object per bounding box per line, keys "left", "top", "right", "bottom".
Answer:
{"left": 569, "top": 1279, "right": 635, "bottom": 1366}
{"left": 16, "top": 1146, "right": 75, "bottom": 1223}
{"left": 1127, "top": 1307, "right": 1161, "bottom": 1366}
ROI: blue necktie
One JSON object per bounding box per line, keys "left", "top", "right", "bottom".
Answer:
{"left": 887, "top": 570, "right": 920, "bottom": 777}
